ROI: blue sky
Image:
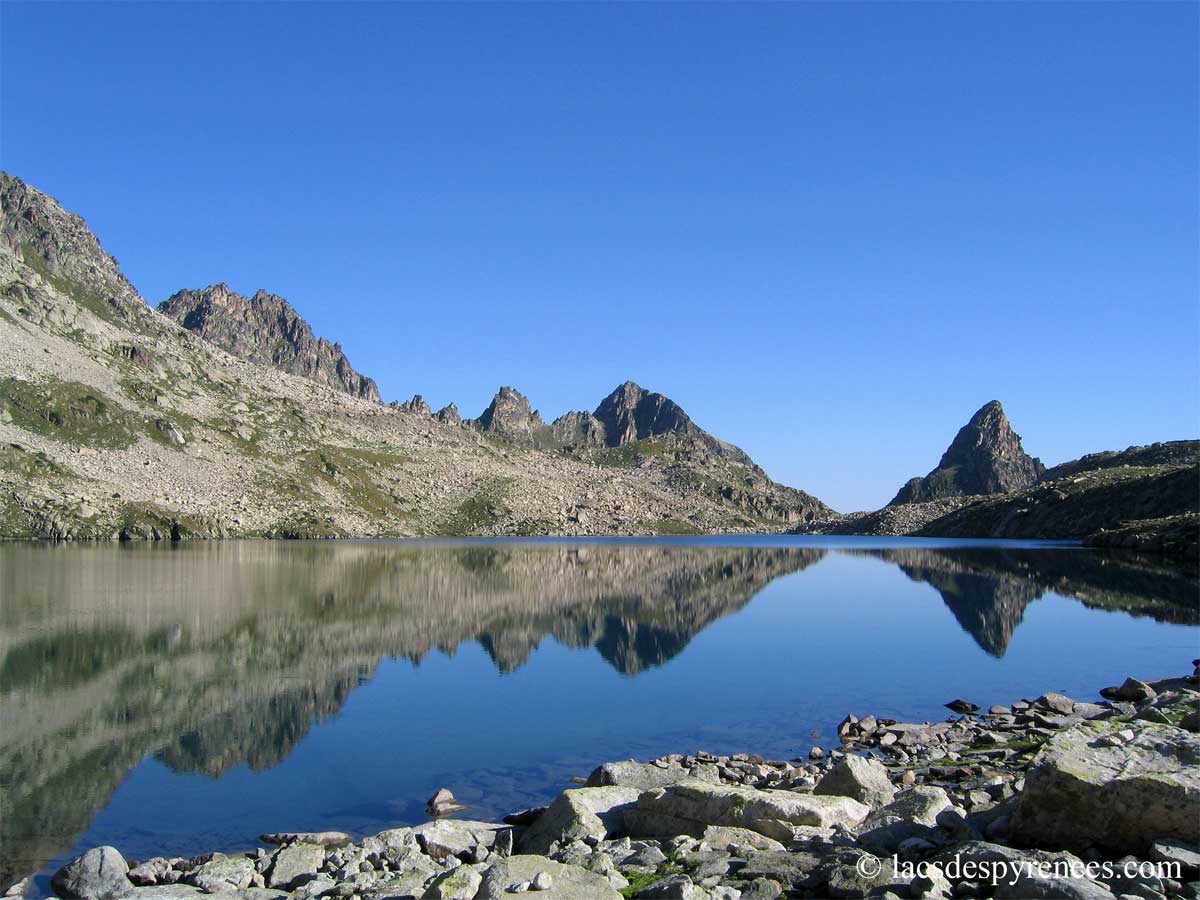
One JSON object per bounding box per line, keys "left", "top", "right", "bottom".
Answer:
{"left": 2, "top": 2, "right": 1196, "bottom": 511}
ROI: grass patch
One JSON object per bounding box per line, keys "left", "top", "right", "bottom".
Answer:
{"left": 439, "top": 477, "right": 514, "bottom": 535}
{"left": 20, "top": 243, "right": 127, "bottom": 326}
{"left": 2, "top": 377, "right": 139, "bottom": 449}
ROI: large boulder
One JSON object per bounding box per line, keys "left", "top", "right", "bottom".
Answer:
{"left": 1011, "top": 722, "right": 1200, "bottom": 853}
{"left": 518, "top": 787, "right": 641, "bottom": 854}
{"left": 473, "top": 854, "right": 621, "bottom": 899}
{"left": 854, "top": 786, "right": 954, "bottom": 854}
{"left": 266, "top": 843, "right": 326, "bottom": 890}
{"left": 814, "top": 755, "right": 897, "bottom": 809}
{"left": 409, "top": 820, "right": 511, "bottom": 863}
{"left": 623, "top": 778, "right": 869, "bottom": 841}
{"left": 52, "top": 847, "right": 133, "bottom": 900}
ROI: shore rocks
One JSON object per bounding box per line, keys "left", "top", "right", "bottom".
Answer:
{"left": 1011, "top": 721, "right": 1200, "bottom": 852}
{"left": 43, "top": 666, "right": 1200, "bottom": 900}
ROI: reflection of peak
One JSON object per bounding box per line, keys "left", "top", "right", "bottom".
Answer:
{"left": 852, "top": 547, "right": 1200, "bottom": 657}
{"left": 891, "top": 557, "right": 1039, "bottom": 656}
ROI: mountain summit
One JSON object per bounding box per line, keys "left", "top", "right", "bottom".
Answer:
{"left": 889, "top": 401, "right": 1044, "bottom": 505}
{"left": 158, "top": 284, "right": 381, "bottom": 402}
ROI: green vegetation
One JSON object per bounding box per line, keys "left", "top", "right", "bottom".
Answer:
{"left": 618, "top": 862, "right": 686, "bottom": 898}
{"left": 592, "top": 438, "right": 673, "bottom": 468}
{"left": 20, "top": 243, "right": 126, "bottom": 326}
{"left": 439, "top": 477, "right": 515, "bottom": 535}
{"left": 1, "top": 377, "right": 139, "bottom": 449}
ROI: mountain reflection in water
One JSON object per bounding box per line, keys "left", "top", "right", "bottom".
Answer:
{"left": 1, "top": 538, "right": 1196, "bottom": 891}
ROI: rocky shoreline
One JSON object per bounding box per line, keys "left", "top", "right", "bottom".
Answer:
{"left": 21, "top": 667, "right": 1200, "bottom": 900}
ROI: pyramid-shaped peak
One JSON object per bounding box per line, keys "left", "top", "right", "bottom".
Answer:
{"left": 889, "top": 401, "right": 1044, "bottom": 505}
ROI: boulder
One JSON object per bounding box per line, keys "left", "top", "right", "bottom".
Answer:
{"left": 473, "top": 855, "right": 621, "bottom": 899}
{"left": 854, "top": 786, "right": 954, "bottom": 855}
{"left": 936, "top": 842, "right": 1116, "bottom": 900}
{"left": 266, "top": 843, "right": 326, "bottom": 890}
{"left": 624, "top": 778, "right": 869, "bottom": 842}
{"left": 814, "top": 755, "right": 897, "bottom": 809}
{"left": 420, "top": 863, "right": 485, "bottom": 899}
{"left": 699, "top": 825, "right": 785, "bottom": 852}
{"left": 52, "top": 847, "right": 133, "bottom": 900}
{"left": 518, "top": 787, "right": 641, "bottom": 854}
{"left": 1011, "top": 723, "right": 1200, "bottom": 853}
{"left": 186, "top": 856, "right": 256, "bottom": 892}
{"left": 585, "top": 760, "right": 707, "bottom": 791}
{"left": 410, "top": 820, "right": 511, "bottom": 863}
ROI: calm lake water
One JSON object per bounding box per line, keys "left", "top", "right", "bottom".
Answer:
{"left": 2, "top": 537, "right": 1198, "bottom": 891}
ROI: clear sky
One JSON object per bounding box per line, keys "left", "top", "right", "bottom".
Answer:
{"left": 2, "top": 2, "right": 1196, "bottom": 511}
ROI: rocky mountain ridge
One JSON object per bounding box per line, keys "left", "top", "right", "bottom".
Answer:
{"left": 802, "top": 439, "right": 1199, "bottom": 559}
{"left": 158, "top": 284, "right": 381, "bottom": 402}
{"left": 889, "top": 401, "right": 1045, "bottom": 505}
{"left": 0, "top": 172, "right": 829, "bottom": 539}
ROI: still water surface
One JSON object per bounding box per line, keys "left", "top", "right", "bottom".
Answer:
{"left": 2, "top": 536, "right": 1197, "bottom": 889}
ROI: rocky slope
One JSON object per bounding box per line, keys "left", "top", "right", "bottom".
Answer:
{"left": 889, "top": 401, "right": 1045, "bottom": 505}
{"left": 158, "top": 284, "right": 381, "bottom": 402}
{"left": 0, "top": 172, "right": 830, "bottom": 539}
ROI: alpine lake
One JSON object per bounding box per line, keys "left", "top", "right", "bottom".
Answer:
{"left": 3, "top": 536, "right": 1197, "bottom": 892}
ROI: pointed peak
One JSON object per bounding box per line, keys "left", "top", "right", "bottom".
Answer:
{"left": 969, "top": 400, "right": 1007, "bottom": 422}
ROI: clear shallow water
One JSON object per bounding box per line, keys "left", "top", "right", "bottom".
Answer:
{"left": 2, "top": 536, "right": 1197, "bottom": 890}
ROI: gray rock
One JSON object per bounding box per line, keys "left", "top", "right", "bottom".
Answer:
{"left": 266, "top": 843, "right": 326, "bottom": 890}
{"left": 411, "top": 820, "right": 511, "bottom": 863}
{"left": 473, "top": 855, "right": 621, "bottom": 899}
{"left": 1149, "top": 839, "right": 1200, "bottom": 874}
{"left": 519, "top": 787, "right": 641, "bottom": 855}
{"left": 1012, "top": 723, "right": 1200, "bottom": 852}
{"left": 631, "top": 874, "right": 706, "bottom": 898}
{"left": 421, "top": 863, "right": 485, "bottom": 899}
{"left": 187, "top": 857, "right": 256, "bottom": 892}
{"left": 626, "top": 778, "right": 869, "bottom": 842}
{"left": 261, "top": 832, "right": 352, "bottom": 848}
{"left": 53, "top": 847, "right": 133, "bottom": 900}
{"left": 699, "top": 825, "right": 784, "bottom": 852}
{"left": 814, "top": 755, "right": 897, "bottom": 809}
{"left": 586, "top": 760, "right": 704, "bottom": 791}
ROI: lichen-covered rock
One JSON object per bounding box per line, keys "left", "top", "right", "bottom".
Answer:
{"left": 1011, "top": 723, "right": 1200, "bottom": 852}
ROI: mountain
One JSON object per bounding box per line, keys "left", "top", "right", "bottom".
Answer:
{"left": 0, "top": 172, "right": 831, "bottom": 539}
{"left": 801, "top": 439, "right": 1198, "bottom": 559}
{"left": 889, "top": 401, "right": 1045, "bottom": 505}
{"left": 159, "top": 284, "right": 381, "bottom": 402}
{"left": 461, "top": 380, "right": 830, "bottom": 524}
